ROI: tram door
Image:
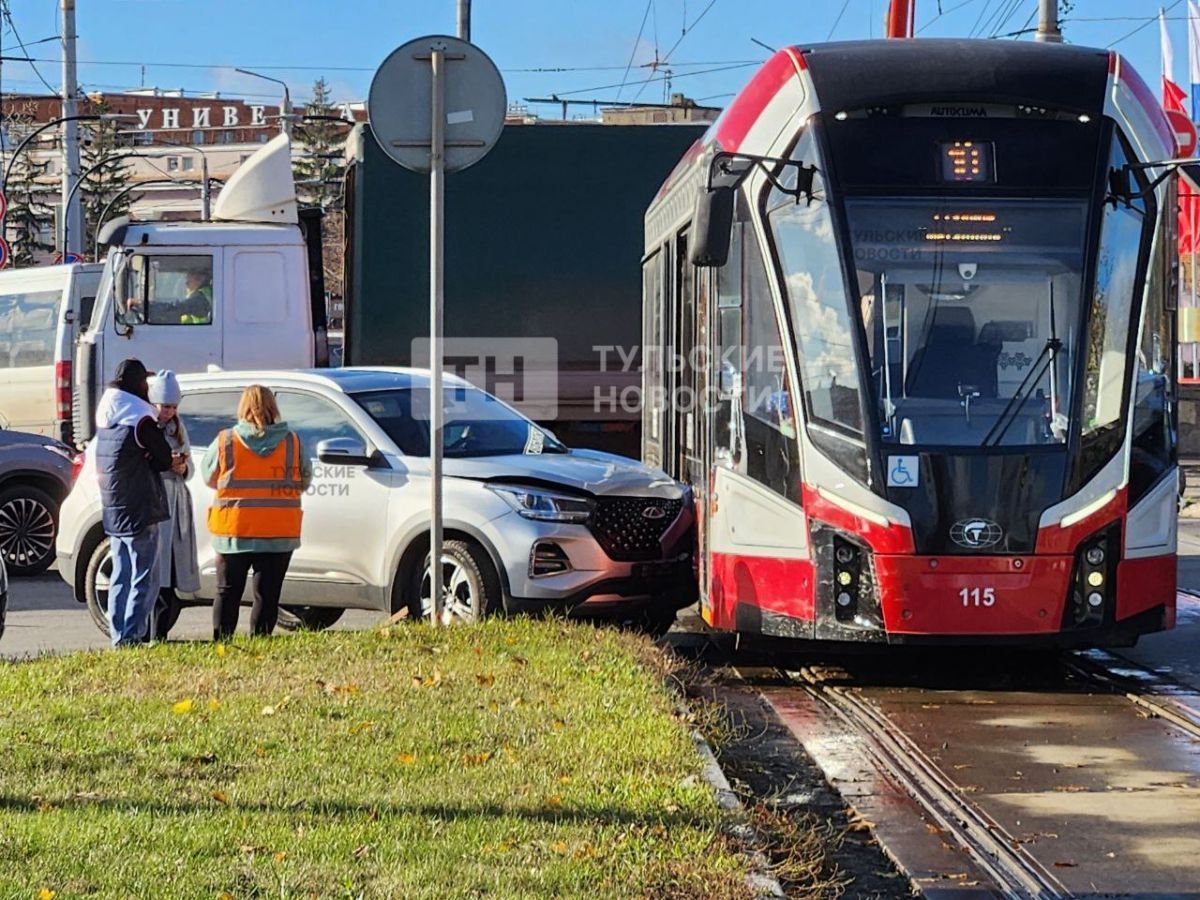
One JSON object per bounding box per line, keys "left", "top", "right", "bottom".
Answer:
{"left": 670, "top": 229, "right": 704, "bottom": 486}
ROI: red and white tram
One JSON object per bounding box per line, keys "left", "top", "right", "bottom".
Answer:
{"left": 643, "top": 39, "right": 1182, "bottom": 646}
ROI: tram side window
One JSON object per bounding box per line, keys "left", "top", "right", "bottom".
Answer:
{"left": 1082, "top": 139, "right": 1146, "bottom": 439}
{"left": 643, "top": 251, "right": 664, "bottom": 456}
{"left": 766, "top": 132, "right": 864, "bottom": 437}
{"left": 1130, "top": 199, "right": 1175, "bottom": 501}
{"left": 741, "top": 211, "right": 802, "bottom": 499}
{"left": 714, "top": 222, "right": 744, "bottom": 469}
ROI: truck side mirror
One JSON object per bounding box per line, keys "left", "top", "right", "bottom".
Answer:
{"left": 690, "top": 185, "right": 736, "bottom": 268}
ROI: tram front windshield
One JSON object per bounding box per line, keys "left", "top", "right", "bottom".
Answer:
{"left": 848, "top": 198, "right": 1087, "bottom": 447}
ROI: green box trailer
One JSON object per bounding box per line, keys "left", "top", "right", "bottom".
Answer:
{"left": 342, "top": 121, "right": 706, "bottom": 458}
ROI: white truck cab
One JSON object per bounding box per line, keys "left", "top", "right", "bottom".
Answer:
{"left": 73, "top": 133, "right": 325, "bottom": 444}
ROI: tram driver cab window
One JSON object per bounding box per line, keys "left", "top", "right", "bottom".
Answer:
{"left": 716, "top": 194, "right": 801, "bottom": 500}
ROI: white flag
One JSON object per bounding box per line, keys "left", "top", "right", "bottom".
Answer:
{"left": 1164, "top": 7, "right": 1176, "bottom": 82}
{"left": 1190, "top": 0, "right": 1200, "bottom": 86}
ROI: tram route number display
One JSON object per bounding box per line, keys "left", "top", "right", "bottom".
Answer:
{"left": 938, "top": 140, "right": 995, "bottom": 184}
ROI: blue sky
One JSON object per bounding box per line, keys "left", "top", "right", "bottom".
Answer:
{"left": 0, "top": 1, "right": 1178, "bottom": 114}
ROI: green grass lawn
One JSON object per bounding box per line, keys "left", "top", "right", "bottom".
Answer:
{"left": 0, "top": 620, "right": 749, "bottom": 899}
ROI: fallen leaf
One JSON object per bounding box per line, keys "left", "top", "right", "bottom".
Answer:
{"left": 212, "top": 790, "right": 229, "bottom": 805}
{"left": 547, "top": 794, "right": 562, "bottom": 807}
{"left": 396, "top": 752, "right": 418, "bottom": 766}
{"left": 37, "top": 890, "right": 56, "bottom": 900}
{"left": 274, "top": 851, "right": 287, "bottom": 863}
{"left": 261, "top": 706, "right": 276, "bottom": 717}
{"left": 550, "top": 841, "right": 568, "bottom": 854}
{"left": 475, "top": 673, "right": 495, "bottom": 687}
{"left": 1054, "top": 785, "right": 1088, "bottom": 793}
{"left": 215, "top": 643, "right": 226, "bottom": 658}
{"left": 171, "top": 699, "right": 194, "bottom": 714}
{"left": 349, "top": 720, "right": 377, "bottom": 736}
{"left": 463, "top": 751, "right": 492, "bottom": 766}
{"left": 552, "top": 718, "right": 566, "bottom": 730}
{"left": 207, "top": 698, "right": 222, "bottom": 711}
{"left": 510, "top": 656, "right": 528, "bottom": 667}
{"left": 353, "top": 843, "right": 371, "bottom": 859}
{"left": 255, "top": 746, "right": 266, "bottom": 758}
{"left": 473, "top": 645, "right": 482, "bottom": 656}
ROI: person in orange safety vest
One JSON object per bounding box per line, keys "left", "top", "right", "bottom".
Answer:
{"left": 201, "top": 385, "right": 311, "bottom": 640}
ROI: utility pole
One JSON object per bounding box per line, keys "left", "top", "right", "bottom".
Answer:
{"left": 60, "top": 0, "right": 83, "bottom": 256}
{"left": 1035, "top": 0, "right": 1063, "bottom": 42}
{"left": 457, "top": 0, "right": 471, "bottom": 41}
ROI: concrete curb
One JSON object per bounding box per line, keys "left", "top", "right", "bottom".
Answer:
{"left": 688, "top": 723, "right": 788, "bottom": 898}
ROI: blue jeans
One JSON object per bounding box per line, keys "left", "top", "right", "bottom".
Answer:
{"left": 108, "top": 524, "right": 162, "bottom": 647}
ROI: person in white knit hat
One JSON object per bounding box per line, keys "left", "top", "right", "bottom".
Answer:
{"left": 147, "top": 369, "right": 200, "bottom": 638}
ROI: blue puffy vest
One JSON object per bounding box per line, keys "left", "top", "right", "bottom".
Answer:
{"left": 95, "top": 421, "right": 169, "bottom": 537}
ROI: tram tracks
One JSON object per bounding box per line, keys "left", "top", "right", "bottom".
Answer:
{"left": 746, "top": 648, "right": 1200, "bottom": 898}
{"left": 782, "top": 666, "right": 1072, "bottom": 900}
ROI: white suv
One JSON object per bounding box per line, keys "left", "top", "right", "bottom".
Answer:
{"left": 56, "top": 368, "right": 695, "bottom": 634}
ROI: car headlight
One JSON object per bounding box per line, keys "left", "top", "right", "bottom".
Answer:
{"left": 487, "top": 484, "right": 593, "bottom": 523}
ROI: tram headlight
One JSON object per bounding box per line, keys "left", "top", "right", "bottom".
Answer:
{"left": 1086, "top": 571, "right": 1104, "bottom": 587}
{"left": 835, "top": 545, "right": 855, "bottom": 565}
{"left": 837, "top": 591, "right": 853, "bottom": 608}
{"left": 1085, "top": 546, "right": 1105, "bottom": 566}
{"left": 837, "top": 570, "right": 853, "bottom": 586}
{"left": 1087, "top": 592, "right": 1104, "bottom": 608}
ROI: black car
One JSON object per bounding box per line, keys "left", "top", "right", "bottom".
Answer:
{"left": 0, "top": 428, "right": 74, "bottom": 575}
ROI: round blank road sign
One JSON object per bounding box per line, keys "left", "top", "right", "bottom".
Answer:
{"left": 368, "top": 34, "right": 507, "bottom": 175}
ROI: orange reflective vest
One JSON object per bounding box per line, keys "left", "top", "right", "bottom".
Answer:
{"left": 207, "top": 429, "right": 304, "bottom": 539}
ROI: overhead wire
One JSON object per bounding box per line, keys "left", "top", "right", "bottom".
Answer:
{"left": 1107, "top": 0, "right": 1183, "bottom": 47}
{"left": 2, "top": 1, "right": 57, "bottom": 94}
{"left": 629, "top": 0, "right": 720, "bottom": 102}
{"left": 826, "top": 0, "right": 853, "bottom": 41}
{"left": 619, "top": 0, "right": 661, "bottom": 101}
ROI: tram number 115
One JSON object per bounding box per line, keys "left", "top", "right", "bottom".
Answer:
{"left": 959, "top": 586, "right": 996, "bottom": 607}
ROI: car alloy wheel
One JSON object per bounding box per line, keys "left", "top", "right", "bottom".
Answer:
{"left": 0, "top": 487, "right": 58, "bottom": 576}
{"left": 419, "top": 555, "right": 481, "bottom": 624}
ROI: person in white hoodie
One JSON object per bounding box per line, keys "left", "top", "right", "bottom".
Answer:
{"left": 147, "top": 370, "right": 200, "bottom": 638}
{"left": 93, "top": 359, "right": 173, "bottom": 646}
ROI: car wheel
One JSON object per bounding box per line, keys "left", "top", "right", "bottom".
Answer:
{"left": 0, "top": 484, "right": 59, "bottom": 576}
{"left": 83, "top": 536, "right": 113, "bottom": 637}
{"left": 411, "top": 539, "right": 501, "bottom": 625}
{"left": 278, "top": 606, "right": 345, "bottom": 631}
{"left": 0, "top": 587, "right": 7, "bottom": 640}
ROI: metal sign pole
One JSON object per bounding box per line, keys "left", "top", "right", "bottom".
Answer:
{"left": 429, "top": 43, "right": 446, "bottom": 626}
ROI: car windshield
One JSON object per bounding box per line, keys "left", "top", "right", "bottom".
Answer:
{"left": 351, "top": 387, "right": 567, "bottom": 458}
{"left": 847, "top": 197, "right": 1087, "bottom": 447}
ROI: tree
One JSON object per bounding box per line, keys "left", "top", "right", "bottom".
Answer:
{"left": 4, "top": 153, "right": 53, "bottom": 267}
{"left": 293, "top": 77, "right": 349, "bottom": 299}
{"left": 80, "top": 98, "right": 135, "bottom": 255}
{"left": 293, "top": 77, "right": 346, "bottom": 211}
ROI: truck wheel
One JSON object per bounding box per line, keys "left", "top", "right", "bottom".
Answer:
{"left": 410, "top": 539, "right": 501, "bottom": 625}
{"left": 278, "top": 606, "right": 344, "bottom": 631}
{"left": 0, "top": 484, "right": 59, "bottom": 576}
{"left": 83, "top": 536, "right": 113, "bottom": 637}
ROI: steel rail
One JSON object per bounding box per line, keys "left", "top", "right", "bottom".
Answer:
{"left": 1063, "top": 652, "right": 1200, "bottom": 740}
{"left": 786, "top": 667, "right": 1072, "bottom": 900}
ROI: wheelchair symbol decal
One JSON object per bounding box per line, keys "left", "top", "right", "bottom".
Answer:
{"left": 887, "top": 455, "right": 919, "bottom": 488}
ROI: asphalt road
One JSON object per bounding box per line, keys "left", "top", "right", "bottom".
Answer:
{"left": 1, "top": 567, "right": 383, "bottom": 658}
{"left": 5, "top": 522, "right": 1200, "bottom": 662}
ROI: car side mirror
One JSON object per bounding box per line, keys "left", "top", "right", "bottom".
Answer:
{"left": 316, "top": 437, "right": 373, "bottom": 467}
{"left": 690, "top": 185, "right": 736, "bottom": 267}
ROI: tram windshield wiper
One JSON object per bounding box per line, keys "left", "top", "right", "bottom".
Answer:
{"left": 979, "top": 337, "right": 1060, "bottom": 447}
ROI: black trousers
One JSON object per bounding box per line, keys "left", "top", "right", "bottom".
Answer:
{"left": 213, "top": 551, "right": 293, "bottom": 640}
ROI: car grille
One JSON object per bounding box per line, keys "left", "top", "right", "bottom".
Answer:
{"left": 589, "top": 497, "right": 683, "bottom": 562}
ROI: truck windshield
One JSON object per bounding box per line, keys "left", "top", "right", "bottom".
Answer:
{"left": 847, "top": 197, "right": 1087, "bottom": 447}
{"left": 351, "top": 387, "right": 567, "bottom": 458}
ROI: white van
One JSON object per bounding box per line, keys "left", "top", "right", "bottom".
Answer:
{"left": 72, "top": 133, "right": 323, "bottom": 445}
{"left": 0, "top": 262, "right": 102, "bottom": 442}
